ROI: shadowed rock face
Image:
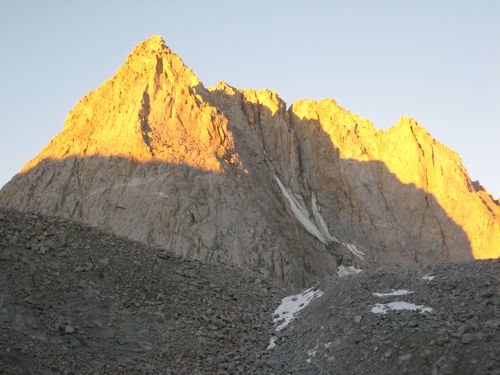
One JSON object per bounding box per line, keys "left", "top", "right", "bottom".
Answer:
{"left": 0, "top": 36, "right": 498, "bottom": 285}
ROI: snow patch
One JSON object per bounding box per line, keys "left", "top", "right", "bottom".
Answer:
{"left": 274, "top": 176, "right": 326, "bottom": 243}
{"left": 311, "top": 192, "right": 339, "bottom": 243}
{"left": 342, "top": 242, "right": 365, "bottom": 260}
{"left": 422, "top": 274, "right": 436, "bottom": 281}
{"left": 274, "top": 176, "right": 365, "bottom": 260}
{"left": 370, "top": 301, "right": 433, "bottom": 314}
{"left": 267, "top": 336, "right": 277, "bottom": 350}
{"left": 373, "top": 289, "right": 413, "bottom": 297}
{"left": 337, "top": 265, "right": 362, "bottom": 277}
{"left": 306, "top": 348, "right": 317, "bottom": 357}
{"left": 272, "top": 288, "right": 324, "bottom": 332}
{"left": 306, "top": 346, "right": 318, "bottom": 364}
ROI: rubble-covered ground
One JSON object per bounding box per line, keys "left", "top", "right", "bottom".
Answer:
{"left": 0, "top": 208, "right": 289, "bottom": 374}
{"left": 260, "top": 261, "right": 500, "bottom": 374}
{"left": 1, "top": 207, "right": 499, "bottom": 374}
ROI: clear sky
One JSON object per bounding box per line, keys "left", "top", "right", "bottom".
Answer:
{"left": 1, "top": 1, "right": 499, "bottom": 198}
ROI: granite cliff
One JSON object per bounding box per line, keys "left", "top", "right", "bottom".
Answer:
{"left": 0, "top": 36, "right": 498, "bottom": 285}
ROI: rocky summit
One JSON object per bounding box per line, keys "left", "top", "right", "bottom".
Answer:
{"left": 0, "top": 35, "right": 498, "bottom": 286}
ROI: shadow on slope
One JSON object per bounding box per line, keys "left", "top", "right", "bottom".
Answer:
{"left": 0, "top": 154, "right": 339, "bottom": 286}
{"left": 0, "top": 87, "right": 474, "bottom": 285}
{"left": 201, "top": 85, "right": 473, "bottom": 266}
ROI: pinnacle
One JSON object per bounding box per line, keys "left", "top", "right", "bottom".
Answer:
{"left": 137, "top": 35, "right": 169, "bottom": 53}
{"left": 125, "top": 35, "right": 171, "bottom": 64}
{"left": 397, "top": 116, "right": 417, "bottom": 127}
{"left": 121, "top": 35, "right": 200, "bottom": 87}
{"left": 401, "top": 115, "right": 430, "bottom": 129}
{"left": 209, "top": 81, "right": 237, "bottom": 95}
{"left": 142, "top": 35, "right": 168, "bottom": 51}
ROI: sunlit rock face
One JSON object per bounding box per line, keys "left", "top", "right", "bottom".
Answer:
{"left": 0, "top": 36, "right": 498, "bottom": 285}
{"left": 20, "top": 35, "right": 233, "bottom": 172}
{"left": 286, "top": 102, "right": 499, "bottom": 261}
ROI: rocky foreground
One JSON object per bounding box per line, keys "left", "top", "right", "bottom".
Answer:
{"left": 0, "top": 208, "right": 289, "bottom": 374}
{"left": 1, "top": 207, "right": 499, "bottom": 374}
{"left": 261, "top": 262, "right": 500, "bottom": 374}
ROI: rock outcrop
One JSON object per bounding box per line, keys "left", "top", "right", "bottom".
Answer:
{"left": 0, "top": 36, "right": 498, "bottom": 285}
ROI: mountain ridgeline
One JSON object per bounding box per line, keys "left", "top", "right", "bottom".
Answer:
{"left": 1, "top": 36, "right": 498, "bottom": 285}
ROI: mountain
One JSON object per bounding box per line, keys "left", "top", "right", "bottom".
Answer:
{"left": 0, "top": 36, "right": 498, "bottom": 285}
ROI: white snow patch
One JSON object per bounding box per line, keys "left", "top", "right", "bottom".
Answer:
{"left": 307, "top": 348, "right": 317, "bottom": 357}
{"left": 273, "top": 288, "right": 324, "bottom": 332}
{"left": 342, "top": 242, "right": 365, "bottom": 260}
{"left": 337, "top": 265, "right": 362, "bottom": 277}
{"left": 274, "top": 175, "right": 365, "bottom": 260}
{"left": 370, "top": 301, "right": 433, "bottom": 314}
{"left": 306, "top": 346, "right": 318, "bottom": 364}
{"left": 311, "top": 192, "right": 339, "bottom": 243}
{"left": 422, "top": 274, "right": 436, "bottom": 281}
{"left": 373, "top": 289, "right": 413, "bottom": 297}
{"left": 274, "top": 176, "right": 326, "bottom": 243}
{"left": 267, "top": 336, "right": 277, "bottom": 350}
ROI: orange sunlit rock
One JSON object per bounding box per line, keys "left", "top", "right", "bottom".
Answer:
{"left": 290, "top": 100, "right": 499, "bottom": 259}
{"left": 21, "top": 35, "right": 236, "bottom": 174}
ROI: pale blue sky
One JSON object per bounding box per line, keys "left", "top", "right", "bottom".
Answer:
{"left": 1, "top": 1, "right": 499, "bottom": 197}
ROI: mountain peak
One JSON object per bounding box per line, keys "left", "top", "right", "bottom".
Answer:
{"left": 397, "top": 115, "right": 417, "bottom": 126}
{"left": 385, "top": 116, "right": 430, "bottom": 138}
{"left": 143, "top": 34, "right": 167, "bottom": 48}
{"left": 127, "top": 35, "right": 170, "bottom": 58}
{"left": 122, "top": 36, "right": 200, "bottom": 87}
{"left": 17, "top": 35, "right": 222, "bottom": 172}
